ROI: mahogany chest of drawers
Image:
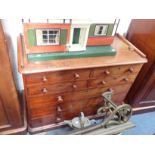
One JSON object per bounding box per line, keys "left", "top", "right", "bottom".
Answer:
{"left": 18, "top": 34, "right": 147, "bottom": 134}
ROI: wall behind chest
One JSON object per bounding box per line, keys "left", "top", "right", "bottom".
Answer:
{"left": 2, "top": 20, "right": 23, "bottom": 91}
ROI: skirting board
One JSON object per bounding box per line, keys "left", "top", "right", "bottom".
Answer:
{"left": 0, "top": 108, "right": 27, "bottom": 135}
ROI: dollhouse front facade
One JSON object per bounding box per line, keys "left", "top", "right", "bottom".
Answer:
{"left": 22, "top": 19, "right": 119, "bottom": 61}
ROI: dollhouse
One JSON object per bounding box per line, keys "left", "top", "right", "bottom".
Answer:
{"left": 22, "top": 19, "right": 120, "bottom": 61}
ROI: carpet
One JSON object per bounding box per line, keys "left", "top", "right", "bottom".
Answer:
{"left": 122, "top": 111, "right": 155, "bottom": 135}
{"left": 43, "top": 111, "right": 155, "bottom": 135}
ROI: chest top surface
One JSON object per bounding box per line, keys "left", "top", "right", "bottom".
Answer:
{"left": 18, "top": 34, "right": 147, "bottom": 74}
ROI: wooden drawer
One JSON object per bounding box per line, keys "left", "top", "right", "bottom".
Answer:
{"left": 93, "top": 64, "right": 142, "bottom": 79}
{"left": 27, "top": 83, "right": 132, "bottom": 109}
{"left": 89, "top": 74, "right": 138, "bottom": 89}
{"left": 29, "top": 98, "right": 91, "bottom": 118}
{"left": 28, "top": 93, "right": 128, "bottom": 128}
{"left": 29, "top": 106, "right": 57, "bottom": 119}
{"left": 60, "top": 97, "right": 103, "bottom": 112}
{"left": 56, "top": 83, "right": 132, "bottom": 102}
{"left": 25, "top": 69, "right": 91, "bottom": 85}
{"left": 29, "top": 97, "right": 103, "bottom": 126}
{"left": 27, "top": 80, "right": 88, "bottom": 96}
{"left": 29, "top": 114, "right": 57, "bottom": 128}
{"left": 62, "top": 107, "right": 98, "bottom": 120}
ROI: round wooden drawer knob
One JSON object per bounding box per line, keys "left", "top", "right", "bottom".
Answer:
{"left": 42, "top": 88, "right": 48, "bottom": 93}
{"left": 74, "top": 73, "right": 80, "bottom": 79}
{"left": 56, "top": 117, "right": 61, "bottom": 123}
{"left": 107, "top": 88, "right": 114, "bottom": 92}
{"left": 128, "top": 67, "right": 134, "bottom": 73}
{"left": 123, "top": 77, "right": 129, "bottom": 82}
{"left": 57, "top": 96, "right": 63, "bottom": 103}
{"left": 72, "top": 84, "right": 77, "bottom": 89}
{"left": 105, "top": 70, "right": 110, "bottom": 75}
{"left": 42, "top": 76, "right": 48, "bottom": 82}
{"left": 101, "top": 80, "right": 106, "bottom": 85}
{"left": 57, "top": 106, "right": 62, "bottom": 112}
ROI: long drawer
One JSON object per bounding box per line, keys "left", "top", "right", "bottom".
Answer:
{"left": 25, "top": 69, "right": 91, "bottom": 85}
{"left": 27, "top": 80, "right": 88, "bottom": 96}
{"left": 27, "top": 83, "right": 132, "bottom": 108}
{"left": 29, "top": 97, "right": 103, "bottom": 117}
{"left": 28, "top": 97, "right": 104, "bottom": 127}
{"left": 25, "top": 64, "right": 142, "bottom": 86}
{"left": 26, "top": 72, "right": 138, "bottom": 97}
{"left": 28, "top": 93, "right": 127, "bottom": 128}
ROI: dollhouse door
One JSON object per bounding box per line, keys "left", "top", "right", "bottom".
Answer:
{"left": 69, "top": 24, "right": 90, "bottom": 51}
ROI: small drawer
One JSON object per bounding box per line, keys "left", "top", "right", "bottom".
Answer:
{"left": 89, "top": 74, "right": 138, "bottom": 89}
{"left": 25, "top": 69, "right": 91, "bottom": 85}
{"left": 27, "top": 81, "right": 88, "bottom": 96}
{"left": 93, "top": 64, "right": 142, "bottom": 79}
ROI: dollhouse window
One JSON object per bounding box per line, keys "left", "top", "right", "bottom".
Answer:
{"left": 94, "top": 25, "right": 108, "bottom": 36}
{"left": 36, "top": 29, "right": 60, "bottom": 45}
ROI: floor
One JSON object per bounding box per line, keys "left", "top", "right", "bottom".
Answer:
{"left": 122, "top": 111, "right": 155, "bottom": 135}
{"left": 42, "top": 111, "right": 155, "bottom": 135}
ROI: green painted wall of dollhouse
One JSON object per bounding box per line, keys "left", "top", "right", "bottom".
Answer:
{"left": 107, "top": 24, "right": 115, "bottom": 36}
{"left": 28, "top": 29, "right": 36, "bottom": 46}
{"left": 60, "top": 29, "right": 67, "bottom": 45}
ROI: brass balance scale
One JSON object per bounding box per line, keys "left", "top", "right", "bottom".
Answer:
{"left": 64, "top": 92, "right": 134, "bottom": 135}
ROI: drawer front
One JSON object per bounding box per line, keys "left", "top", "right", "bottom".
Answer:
{"left": 29, "top": 114, "right": 57, "bottom": 128}
{"left": 89, "top": 74, "right": 138, "bottom": 89}
{"left": 27, "top": 83, "right": 132, "bottom": 109}
{"left": 27, "top": 81, "right": 88, "bottom": 96}
{"left": 28, "top": 97, "right": 104, "bottom": 127}
{"left": 25, "top": 69, "right": 91, "bottom": 85}
{"left": 93, "top": 64, "right": 142, "bottom": 79}
{"left": 29, "top": 106, "right": 57, "bottom": 119}
{"left": 28, "top": 93, "right": 126, "bottom": 128}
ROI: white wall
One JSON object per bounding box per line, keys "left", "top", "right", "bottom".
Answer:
{"left": 2, "top": 20, "right": 24, "bottom": 91}
{"left": 2, "top": 19, "right": 131, "bottom": 91}
{"left": 117, "top": 19, "right": 132, "bottom": 36}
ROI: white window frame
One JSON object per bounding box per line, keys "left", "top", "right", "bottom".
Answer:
{"left": 36, "top": 29, "right": 60, "bottom": 46}
{"left": 94, "top": 25, "right": 108, "bottom": 36}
